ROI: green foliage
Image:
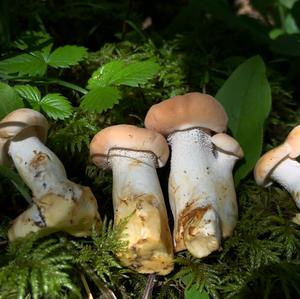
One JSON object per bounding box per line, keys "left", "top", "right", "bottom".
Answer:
{"left": 0, "top": 234, "right": 81, "bottom": 299}
{"left": 0, "top": 82, "right": 23, "bottom": 119}
{"left": 216, "top": 56, "right": 272, "bottom": 185}
{"left": 14, "top": 84, "right": 73, "bottom": 120}
{"left": 0, "top": 44, "right": 87, "bottom": 77}
{"left": 81, "top": 59, "right": 160, "bottom": 113}
{"left": 73, "top": 217, "right": 128, "bottom": 286}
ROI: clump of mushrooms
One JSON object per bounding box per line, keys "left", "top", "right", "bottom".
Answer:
{"left": 254, "top": 125, "right": 300, "bottom": 213}
{"left": 90, "top": 125, "right": 173, "bottom": 275}
{"left": 0, "top": 108, "right": 101, "bottom": 240}
{"left": 145, "top": 92, "right": 243, "bottom": 258}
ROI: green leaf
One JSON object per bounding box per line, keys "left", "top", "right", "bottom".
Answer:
{"left": 14, "top": 85, "right": 41, "bottom": 110}
{"left": 87, "top": 60, "right": 126, "bottom": 89}
{"left": 279, "top": 0, "right": 298, "bottom": 9}
{"left": 185, "top": 285, "right": 210, "bottom": 299}
{"left": 40, "top": 94, "right": 73, "bottom": 120}
{"left": 0, "top": 52, "right": 47, "bottom": 76}
{"left": 284, "top": 14, "right": 299, "bottom": 34}
{"left": 0, "top": 83, "right": 24, "bottom": 120}
{"left": 80, "top": 86, "right": 121, "bottom": 113}
{"left": 215, "top": 56, "right": 271, "bottom": 185}
{"left": 87, "top": 59, "right": 160, "bottom": 88}
{"left": 48, "top": 45, "right": 88, "bottom": 68}
{"left": 0, "top": 165, "right": 31, "bottom": 204}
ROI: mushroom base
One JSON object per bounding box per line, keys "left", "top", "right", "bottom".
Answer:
{"left": 8, "top": 186, "right": 101, "bottom": 241}
{"left": 110, "top": 151, "right": 173, "bottom": 275}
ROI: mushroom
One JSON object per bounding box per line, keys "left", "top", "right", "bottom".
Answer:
{"left": 90, "top": 124, "right": 173, "bottom": 275}
{"left": 145, "top": 92, "right": 243, "bottom": 258}
{"left": 0, "top": 108, "right": 101, "bottom": 240}
{"left": 254, "top": 125, "right": 300, "bottom": 211}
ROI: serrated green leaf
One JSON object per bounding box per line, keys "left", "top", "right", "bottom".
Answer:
{"left": 48, "top": 45, "right": 88, "bottom": 68}
{"left": 87, "top": 59, "right": 160, "bottom": 89}
{"left": 112, "top": 60, "right": 160, "bottom": 86}
{"left": 0, "top": 83, "right": 24, "bottom": 120}
{"left": 80, "top": 87, "right": 121, "bottom": 112}
{"left": 0, "top": 52, "right": 47, "bottom": 76}
{"left": 87, "top": 60, "right": 126, "bottom": 89}
{"left": 14, "top": 85, "right": 41, "bottom": 103}
{"left": 215, "top": 56, "right": 271, "bottom": 185}
{"left": 40, "top": 94, "right": 73, "bottom": 120}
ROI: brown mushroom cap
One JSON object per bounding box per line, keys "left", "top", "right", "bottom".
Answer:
{"left": 90, "top": 124, "right": 169, "bottom": 168}
{"left": 254, "top": 143, "right": 291, "bottom": 187}
{"left": 211, "top": 133, "right": 244, "bottom": 158}
{"left": 0, "top": 108, "right": 48, "bottom": 165}
{"left": 144, "top": 92, "right": 228, "bottom": 136}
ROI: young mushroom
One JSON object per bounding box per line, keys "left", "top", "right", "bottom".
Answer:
{"left": 90, "top": 125, "right": 173, "bottom": 275}
{"left": 254, "top": 125, "right": 300, "bottom": 211}
{"left": 0, "top": 108, "right": 101, "bottom": 240}
{"left": 145, "top": 92, "right": 243, "bottom": 258}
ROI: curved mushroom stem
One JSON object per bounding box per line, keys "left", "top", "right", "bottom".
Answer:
{"left": 8, "top": 129, "right": 82, "bottom": 200}
{"left": 7, "top": 128, "right": 101, "bottom": 241}
{"left": 213, "top": 150, "right": 238, "bottom": 237}
{"left": 109, "top": 149, "right": 173, "bottom": 275}
{"left": 270, "top": 157, "right": 300, "bottom": 209}
{"left": 168, "top": 128, "right": 222, "bottom": 258}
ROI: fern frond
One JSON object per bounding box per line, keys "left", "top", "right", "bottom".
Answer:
{"left": 72, "top": 217, "right": 128, "bottom": 288}
{"left": 0, "top": 234, "right": 81, "bottom": 299}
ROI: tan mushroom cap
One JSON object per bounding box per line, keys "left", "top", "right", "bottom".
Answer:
{"left": 144, "top": 92, "right": 228, "bottom": 136}
{"left": 211, "top": 133, "right": 244, "bottom": 158}
{"left": 254, "top": 143, "right": 291, "bottom": 187}
{"left": 285, "top": 125, "right": 300, "bottom": 158}
{"left": 90, "top": 124, "right": 169, "bottom": 168}
{"left": 0, "top": 108, "right": 48, "bottom": 165}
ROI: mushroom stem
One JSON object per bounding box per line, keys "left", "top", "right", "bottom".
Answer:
{"left": 8, "top": 128, "right": 82, "bottom": 201}
{"left": 212, "top": 150, "right": 238, "bottom": 237}
{"left": 270, "top": 157, "right": 300, "bottom": 209}
{"left": 109, "top": 149, "right": 173, "bottom": 275}
{"left": 168, "top": 128, "right": 221, "bottom": 258}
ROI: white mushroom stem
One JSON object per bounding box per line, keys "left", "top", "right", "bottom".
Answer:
{"left": 168, "top": 128, "right": 222, "bottom": 258}
{"left": 212, "top": 150, "right": 238, "bottom": 237}
{"left": 270, "top": 157, "right": 300, "bottom": 209}
{"left": 8, "top": 129, "right": 82, "bottom": 201}
{"left": 109, "top": 149, "right": 173, "bottom": 275}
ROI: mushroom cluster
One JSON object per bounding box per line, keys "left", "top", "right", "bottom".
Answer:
{"left": 90, "top": 125, "right": 174, "bottom": 275}
{"left": 0, "top": 108, "right": 101, "bottom": 240}
{"left": 145, "top": 92, "right": 243, "bottom": 258}
{"left": 254, "top": 125, "right": 300, "bottom": 212}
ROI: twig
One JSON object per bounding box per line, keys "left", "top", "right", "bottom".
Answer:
{"left": 141, "top": 274, "right": 156, "bottom": 299}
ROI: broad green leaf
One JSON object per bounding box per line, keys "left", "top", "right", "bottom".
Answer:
{"left": 0, "top": 165, "right": 31, "bottom": 204}
{"left": 87, "top": 59, "right": 160, "bottom": 89}
{"left": 185, "top": 285, "right": 210, "bottom": 299}
{"left": 87, "top": 60, "right": 126, "bottom": 89}
{"left": 215, "top": 56, "right": 271, "bottom": 185}
{"left": 284, "top": 14, "right": 299, "bottom": 34}
{"left": 0, "top": 83, "right": 24, "bottom": 120}
{"left": 40, "top": 93, "right": 73, "bottom": 120}
{"left": 80, "top": 86, "right": 121, "bottom": 112}
{"left": 0, "top": 52, "right": 47, "bottom": 76}
{"left": 48, "top": 45, "right": 88, "bottom": 68}
{"left": 279, "top": 0, "right": 297, "bottom": 9}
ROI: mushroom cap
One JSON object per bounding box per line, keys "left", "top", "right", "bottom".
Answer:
{"left": 211, "top": 133, "right": 244, "bottom": 158}
{"left": 254, "top": 143, "right": 291, "bottom": 187}
{"left": 90, "top": 124, "right": 169, "bottom": 168}
{"left": 285, "top": 125, "right": 300, "bottom": 159}
{"left": 144, "top": 92, "right": 228, "bottom": 136}
{"left": 0, "top": 108, "right": 48, "bottom": 165}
